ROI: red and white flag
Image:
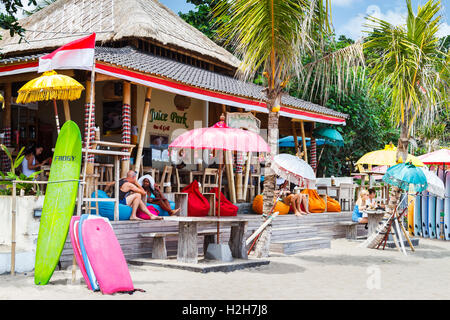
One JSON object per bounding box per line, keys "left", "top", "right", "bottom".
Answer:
{"left": 38, "top": 33, "right": 96, "bottom": 73}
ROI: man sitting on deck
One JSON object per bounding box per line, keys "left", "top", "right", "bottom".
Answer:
{"left": 106, "top": 170, "right": 163, "bottom": 221}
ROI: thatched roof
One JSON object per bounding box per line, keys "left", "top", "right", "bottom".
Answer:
{"left": 0, "top": 0, "right": 240, "bottom": 68}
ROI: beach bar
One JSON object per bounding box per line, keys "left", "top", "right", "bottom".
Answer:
{"left": 0, "top": 0, "right": 356, "bottom": 272}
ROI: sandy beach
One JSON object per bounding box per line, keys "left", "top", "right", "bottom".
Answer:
{"left": 1, "top": 237, "right": 450, "bottom": 300}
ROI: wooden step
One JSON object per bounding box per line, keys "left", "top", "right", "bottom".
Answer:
{"left": 271, "top": 226, "right": 319, "bottom": 241}
{"left": 270, "top": 237, "right": 331, "bottom": 255}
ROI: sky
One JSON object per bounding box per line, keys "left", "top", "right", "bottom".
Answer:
{"left": 2, "top": 0, "right": 449, "bottom": 40}
{"left": 159, "top": 0, "right": 450, "bottom": 40}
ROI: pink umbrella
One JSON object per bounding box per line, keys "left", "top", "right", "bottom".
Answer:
{"left": 418, "top": 149, "right": 450, "bottom": 165}
{"left": 170, "top": 121, "right": 270, "bottom": 153}
{"left": 169, "top": 119, "right": 270, "bottom": 242}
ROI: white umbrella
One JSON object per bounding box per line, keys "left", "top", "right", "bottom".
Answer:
{"left": 271, "top": 153, "right": 316, "bottom": 188}
{"left": 420, "top": 167, "right": 445, "bottom": 198}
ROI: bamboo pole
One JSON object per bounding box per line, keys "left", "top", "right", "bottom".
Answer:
{"left": 52, "top": 99, "right": 61, "bottom": 134}
{"left": 134, "top": 87, "right": 152, "bottom": 174}
{"left": 225, "top": 150, "right": 237, "bottom": 203}
{"left": 121, "top": 81, "right": 131, "bottom": 177}
{"left": 242, "top": 152, "right": 252, "bottom": 202}
{"left": 300, "top": 120, "right": 308, "bottom": 162}
{"left": 63, "top": 100, "right": 71, "bottom": 121}
{"left": 292, "top": 121, "right": 299, "bottom": 155}
{"left": 10, "top": 182, "right": 16, "bottom": 276}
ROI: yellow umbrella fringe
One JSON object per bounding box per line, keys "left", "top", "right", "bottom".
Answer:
{"left": 16, "top": 89, "right": 83, "bottom": 104}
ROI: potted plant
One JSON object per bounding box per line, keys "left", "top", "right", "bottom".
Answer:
{"left": 0, "top": 144, "right": 45, "bottom": 257}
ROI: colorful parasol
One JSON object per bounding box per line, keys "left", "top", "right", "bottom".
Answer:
{"left": 356, "top": 144, "right": 424, "bottom": 168}
{"left": 382, "top": 162, "right": 427, "bottom": 193}
{"left": 312, "top": 127, "right": 344, "bottom": 147}
{"left": 420, "top": 166, "right": 445, "bottom": 198}
{"left": 271, "top": 153, "right": 316, "bottom": 188}
{"left": 418, "top": 149, "right": 450, "bottom": 165}
{"left": 278, "top": 136, "right": 326, "bottom": 148}
{"left": 16, "top": 70, "right": 84, "bottom": 133}
{"left": 169, "top": 118, "right": 269, "bottom": 244}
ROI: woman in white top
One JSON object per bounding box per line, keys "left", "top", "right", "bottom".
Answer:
{"left": 22, "top": 145, "right": 49, "bottom": 178}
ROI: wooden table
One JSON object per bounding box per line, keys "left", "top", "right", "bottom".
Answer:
{"left": 163, "top": 216, "right": 250, "bottom": 264}
{"left": 364, "top": 209, "right": 386, "bottom": 236}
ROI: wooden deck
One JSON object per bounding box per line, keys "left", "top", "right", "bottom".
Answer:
{"left": 60, "top": 211, "right": 368, "bottom": 267}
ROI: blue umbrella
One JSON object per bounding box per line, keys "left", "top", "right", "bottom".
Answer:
{"left": 278, "top": 136, "right": 326, "bottom": 148}
{"left": 313, "top": 127, "right": 344, "bottom": 147}
{"left": 382, "top": 162, "right": 428, "bottom": 193}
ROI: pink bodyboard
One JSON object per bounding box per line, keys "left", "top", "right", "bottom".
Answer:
{"left": 82, "top": 218, "right": 134, "bottom": 294}
{"left": 69, "top": 216, "right": 92, "bottom": 290}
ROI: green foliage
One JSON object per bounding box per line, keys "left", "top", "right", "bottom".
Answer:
{"left": 0, "top": 0, "right": 37, "bottom": 41}
{"left": 0, "top": 144, "right": 41, "bottom": 196}
{"left": 179, "top": 0, "right": 218, "bottom": 41}
{"left": 363, "top": 0, "right": 449, "bottom": 136}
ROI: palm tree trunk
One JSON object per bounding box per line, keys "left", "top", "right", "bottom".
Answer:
{"left": 254, "top": 96, "right": 280, "bottom": 258}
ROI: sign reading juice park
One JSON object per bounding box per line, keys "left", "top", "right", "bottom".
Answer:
{"left": 149, "top": 108, "right": 188, "bottom": 128}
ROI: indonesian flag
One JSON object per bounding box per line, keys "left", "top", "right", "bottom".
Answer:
{"left": 38, "top": 33, "right": 96, "bottom": 73}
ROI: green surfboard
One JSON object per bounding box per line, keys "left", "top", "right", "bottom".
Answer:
{"left": 34, "top": 121, "right": 82, "bottom": 285}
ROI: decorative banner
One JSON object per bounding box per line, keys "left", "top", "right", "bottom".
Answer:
{"left": 310, "top": 137, "right": 317, "bottom": 171}
{"left": 84, "top": 103, "right": 95, "bottom": 163}
{"left": 1, "top": 127, "right": 11, "bottom": 171}
{"left": 121, "top": 103, "right": 131, "bottom": 161}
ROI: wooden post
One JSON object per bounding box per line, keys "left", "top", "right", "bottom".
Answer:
{"left": 229, "top": 221, "right": 248, "bottom": 259}
{"left": 63, "top": 100, "right": 71, "bottom": 121}
{"left": 84, "top": 80, "right": 96, "bottom": 201}
{"left": 11, "top": 181, "right": 16, "bottom": 276}
{"left": 292, "top": 121, "right": 299, "bottom": 155}
{"left": 2, "top": 83, "right": 12, "bottom": 171}
{"left": 242, "top": 152, "right": 252, "bottom": 202}
{"left": 121, "top": 81, "right": 131, "bottom": 177}
{"left": 177, "top": 221, "right": 198, "bottom": 264}
{"left": 114, "top": 155, "right": 120, "bottom": 221}
{"left": 300, "top": 120, "right": 308, "bottom": 163}
{"left": 225, "top": 150, "right": 237, "bottom": 203}
{"left": 135, "top": 87, "right": 152, "bottom": 174}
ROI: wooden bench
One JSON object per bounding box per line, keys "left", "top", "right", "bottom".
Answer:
{"left": 140, "top": 230, "right": 219, "bottom": 259}
{"left": 338, "top": 221, "right": 359, "bottom": 240}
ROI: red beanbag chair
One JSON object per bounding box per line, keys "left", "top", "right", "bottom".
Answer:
{"left": 181, "top": 180, "right": 210, "bottom": 217}
{"left": 210, "top": 187, "right": 238, "bottom": 216}
{"left": 136, "top": 205, "right": 160, "bottom": 220}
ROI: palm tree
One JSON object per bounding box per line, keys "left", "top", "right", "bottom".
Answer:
{"left": 364, "top": 0, "right": 449, "bottom": 163}
{"left": 212, "top": 0, "right": 364, "bottom": 257}
{"left": 363, "top": 0, "right": 449, "bottom": 214}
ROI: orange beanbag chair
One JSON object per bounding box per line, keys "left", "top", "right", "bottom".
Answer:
{"left": 181, "top": 180, "right": 210, "bottom": 217}
{"left": 252, "top": 194, "right": 290, "bottom": 215}
{"left": 301, "top": 189, "right": 326, "bottom": 213}
{"left": 210, "top": 187, "right": 238, "bottom": 216}
{"left": 326, "top": 196, "right": 341, "bottom": 212}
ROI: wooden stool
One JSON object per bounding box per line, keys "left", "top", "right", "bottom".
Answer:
{"left": 339, "top": 221, "right": 359, "bottom": 240}
{"left": 202, "top": 168, "right": 219, "bottom": 193}
{"left": 158, "top": 166, "right": 173, "bottom": 193}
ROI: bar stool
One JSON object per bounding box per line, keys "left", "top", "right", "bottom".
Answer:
{"left": 202, "top": 168, "right": 219, "bottom": 193}
{"left": 158, "top": 165, "right": 173, "bottom": 193}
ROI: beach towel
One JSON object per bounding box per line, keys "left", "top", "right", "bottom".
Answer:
{"left": 301, "top": 189, "right": 326, "bottom": 213}
{"left": 181, "top": 180, "right": 210, "bottom": 217}
{"left": 210, "top": 187, "right": 238, "bottom": 216}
